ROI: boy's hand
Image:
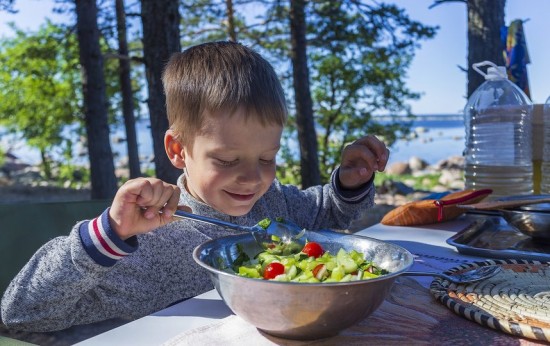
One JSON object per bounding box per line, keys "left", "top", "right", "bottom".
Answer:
{"left": 338, "top": 135, "right": 389, "bottom": 190}
{"left": 108, "top": 178, "right": 186, "bottom": 240}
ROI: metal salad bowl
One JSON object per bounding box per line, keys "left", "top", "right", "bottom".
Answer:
{"left": 500, "top": 203, "right": 550, "bottom": 240}
{"left": 496, "top": 195, "right": 550, "bottom": 241}
{"left": 193, "top": 230, "right": 414, "bottom": 340}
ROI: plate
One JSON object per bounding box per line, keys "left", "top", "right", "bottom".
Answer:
{"left": 430, "top": 259, "right": 550, "bottom": 341}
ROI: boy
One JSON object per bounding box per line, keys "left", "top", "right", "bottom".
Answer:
{"left": 1, "top": 41, "right": 388, "bottom": 332}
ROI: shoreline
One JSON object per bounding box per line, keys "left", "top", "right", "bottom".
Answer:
{"left": 0, "top": 154, "right": 466, "bottom": 211}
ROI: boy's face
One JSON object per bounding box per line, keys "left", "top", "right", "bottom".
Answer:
{"left": 180, "top": 107, "right": 283, "bottom": 216}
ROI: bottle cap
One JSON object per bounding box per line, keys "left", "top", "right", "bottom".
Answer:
{"left": 485, "top": 66, "right": 507, "bottom": 80}
{"left": 472, "top": 61, "right": 508, "bottom": 80}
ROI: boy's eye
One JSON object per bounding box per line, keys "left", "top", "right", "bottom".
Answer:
{"left": 260, "top": 158, "right": 275, "bottom": 165}
{"left": 216, "top": 158, "right": 238, "bottom": 166}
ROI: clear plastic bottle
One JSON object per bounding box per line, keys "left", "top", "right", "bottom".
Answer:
{"left": 541, "top": 96, "right": 550, "bottom": 194}
{"left": 463, "top": 61, "right": 533, "bottom": 200}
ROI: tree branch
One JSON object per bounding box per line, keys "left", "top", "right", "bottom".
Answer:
{"left": 429, "top": 0, "right": 466, "bottom": 10}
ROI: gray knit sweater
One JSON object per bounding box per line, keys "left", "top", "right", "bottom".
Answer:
{"left": 1, "top": 170, "right": 374, "bottom": 332}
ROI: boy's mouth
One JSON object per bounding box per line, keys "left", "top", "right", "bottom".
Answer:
{"left": 225, "top": 191, "right": 256, "bottom": 201}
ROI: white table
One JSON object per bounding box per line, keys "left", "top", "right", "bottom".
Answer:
{"left": 77, "top": 219, "right": 480, "bottom": 346}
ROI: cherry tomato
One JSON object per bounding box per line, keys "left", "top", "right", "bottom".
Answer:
{"left": 312, "top": 263, "right": 328, "bottom": 280}
{"left": 302, "top": 242, "right": 324, "bottom": 258}
{"left": 263, "top": 262, "right": 285, "bottom": 280}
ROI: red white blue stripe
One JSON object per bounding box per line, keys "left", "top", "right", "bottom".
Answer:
{"left": 79, "top": 208, "right": 137, "bottom": 266}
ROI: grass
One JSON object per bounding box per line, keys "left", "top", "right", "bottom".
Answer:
{"left": 375, "top": 172, "right": 452, "bottom": 191}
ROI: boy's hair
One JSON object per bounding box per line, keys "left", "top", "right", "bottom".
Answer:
{"left": 162, "top": 41, "right": 287, "bottom": 146}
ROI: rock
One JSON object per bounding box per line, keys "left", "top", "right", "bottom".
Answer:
{"left": 386, "top": 162, "right": 411, "bottom": 175}
{"left": 449, "top": 180, "right": 465, "bottom": 190}
{"left": 430, "top": 185, "right": 450, "bottom": 193}
{"left": 434, "top": 156, "right": 464, "bottom": 170}
{"left": 10, "top": 167, "right": 43, "bottom": 185}
{"left": 377, "top": 180, "right": 415, "bottom": 196}
{"left": 438, "top": 170, "right": 462, "bottom": 186}
{"left": 408, "top": 156, "right": 428, "bottom": 172}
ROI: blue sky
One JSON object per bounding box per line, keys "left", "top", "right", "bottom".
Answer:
{"left": 2, "top": 0, "right": 549, "bottom": 115}
{"left": 392, "top": 0, "right": 550, "bottom": 114}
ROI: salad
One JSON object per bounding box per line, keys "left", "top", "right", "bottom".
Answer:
{"left": 235, "top": 240, "right": 389, "bottom": 283}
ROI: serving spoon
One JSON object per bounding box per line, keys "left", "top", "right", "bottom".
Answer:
{"left": 171, "top": 210, "right": 306, "bottom": 248}
{"left": 401, "top": 265, "right": 502, "bottom": 284}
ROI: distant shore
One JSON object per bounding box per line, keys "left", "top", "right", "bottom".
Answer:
{"left": 0, "top": 154, "right": 465, "bottom": 208}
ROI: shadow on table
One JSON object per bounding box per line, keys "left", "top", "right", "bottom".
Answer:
{"left": 154, "top": 296, "right": 233, "bottom": 319}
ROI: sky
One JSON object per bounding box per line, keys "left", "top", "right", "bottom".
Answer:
{"left": 1, "top": 0, "right": 550, "bottom": 115}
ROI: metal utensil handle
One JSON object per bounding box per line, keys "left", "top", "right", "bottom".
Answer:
{"left": 172, "top": 209, "right": 252, "bottom": 233}
{"left": 458, "top": 197, "right": 550, "bottom": 210}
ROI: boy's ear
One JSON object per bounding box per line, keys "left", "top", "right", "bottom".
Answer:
{"left": 165, "top": 130, "right": 185, "bottom": 169}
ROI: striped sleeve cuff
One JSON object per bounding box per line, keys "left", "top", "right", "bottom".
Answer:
{"left": 79, "top": 208, "right": 138, "bottom": 266}
{"left": 331, "top": 167, "right": 374, "bottom": 204}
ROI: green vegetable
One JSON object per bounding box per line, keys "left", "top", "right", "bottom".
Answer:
{"left": 257, "top": 218, "right": 272, "bottom": 230}
{"left": 234, "top": 242, "right": 388, "bottom": 283}
{"left": 230, "top": 244, "right": 250, "bottom": 271}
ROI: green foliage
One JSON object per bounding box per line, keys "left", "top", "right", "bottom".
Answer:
{"left": 180, "top": 0, "right": 233, "bottom": 45}
{"left": 0, "top": 19, "right": 139, "bottom": 184}
{"left": 0, "top": 21, "right": 82, "bottom": 163}
{"left": 0, "top": 147, "right": 5, "bottom": 167}
{"left": 55, "top": 164, "right": 91, "bottom": 188}
{"left": 276, "top": 162, "right": 301, "bottom": 186}
{"left": 307, "top": 1, "right": 437, "bottom": 182}
{"left": 222, "top": 1, "right": 437, "bottom": 185}
{"left": 1, "top": 2, "right": 439, "bottom": 189}
{"left": 375, "top": 172, "right": 444, "bottom": 191}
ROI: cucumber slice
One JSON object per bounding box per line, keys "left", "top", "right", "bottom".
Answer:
{"left": 336, "top": 248, "right": 358, "bottom": 273}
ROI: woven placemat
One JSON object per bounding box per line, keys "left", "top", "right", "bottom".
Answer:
{"left": 430, "top": 259, "right": 550, "bottom": 342}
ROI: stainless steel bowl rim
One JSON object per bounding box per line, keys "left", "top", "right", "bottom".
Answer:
{"left": 513, "top": 203, "right": 550, "bottom": 212}
{"left": 192, "top": 229, "right": 415, "bottom": 339}
{"left": 193, "top": 230, "right": 414, "bottom": 284}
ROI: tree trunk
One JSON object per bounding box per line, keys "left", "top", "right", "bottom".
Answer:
{"left": 75, "top": 0, "right": 117, "bottom": 199}
{"left": 141, "top": 0, "right": 181, "bottom": 184}
{"left": 467, "top": 0, "right": 506, "bottom": 97}
{"left": 116, "top": 0, "right": 141, "bottom": 179}
{"left": 289, "top": 0, "right": 321, "bottom": 188}
{"left": 225, "top": 0, "right": 237, "bottom": 42}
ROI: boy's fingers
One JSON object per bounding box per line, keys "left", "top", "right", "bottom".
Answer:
{"left": 161, "top": 186, "right": 181, "bottom": 219}
{"left": 345, "top": 135, "right": 389, "bottom": 172}
{"left": 377, "top": 147, "right": 390, "bottom": 171}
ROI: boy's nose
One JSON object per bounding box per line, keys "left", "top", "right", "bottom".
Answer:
{"left": 237, "top": 163, "right": 261, "bottom": 184}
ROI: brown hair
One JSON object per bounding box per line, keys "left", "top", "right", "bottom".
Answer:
{"left": 162, "top": 41, "right": 287, "bottom": 145}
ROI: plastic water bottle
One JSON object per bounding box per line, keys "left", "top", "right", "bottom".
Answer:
{"left": 463, "top": 61, "right": 533, "bottom": 200}
{"left": 541, "top": 96, "right": 550, "bottom": 194}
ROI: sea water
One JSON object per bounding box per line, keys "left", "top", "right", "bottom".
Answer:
{"left": 1, "top": 115, "right": 466, "bottom": 168}
{"left": 386, "top": 115, "right": 464, "bottom": 165}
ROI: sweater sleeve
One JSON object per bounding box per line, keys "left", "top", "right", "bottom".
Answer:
{"left": 255, "top": 167, "right": 375, "bottom": 233}
{"left": 330, "top": 167, "right": 374, "bottom": 203}
{"left": 0, "top": 223, "right": 125, "bottom": 332}
{"left": 79, "top": 208, "right": 138, "bottom": 266}
{"left": 1, "top": 218, "right": 214, "bottom": 333}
